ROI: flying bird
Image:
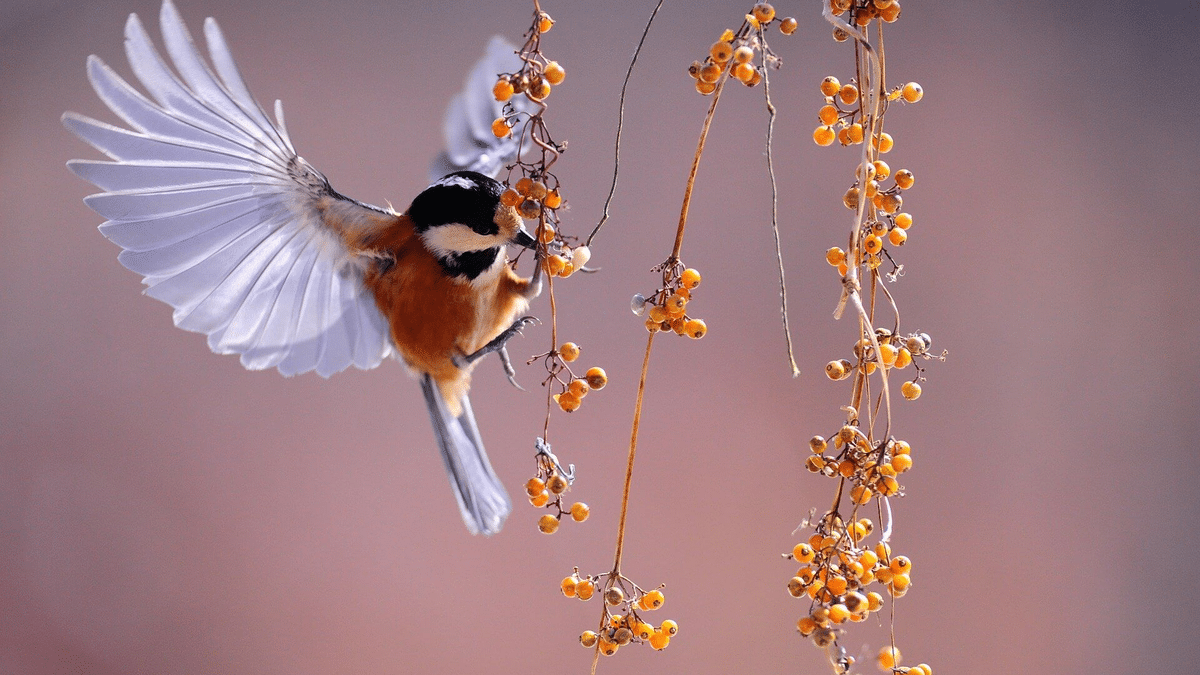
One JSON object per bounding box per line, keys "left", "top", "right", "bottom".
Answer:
{"left": 63, "top": 0, "right": 544, "bottom": 535}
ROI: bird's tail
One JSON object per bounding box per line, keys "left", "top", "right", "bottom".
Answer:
{"left": 420, "top": 374, "right": 511, "bottom": 535}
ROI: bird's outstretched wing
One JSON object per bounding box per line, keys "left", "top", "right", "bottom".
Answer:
{"left": 428, "top": 36, "right": 533, "bottom": 182}
{"left": 64, "top": 0, "right": 395, "bottom": 377}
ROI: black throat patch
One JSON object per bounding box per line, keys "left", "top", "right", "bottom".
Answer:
{"left": 437, "top": 247, "right": 500, "bottom": 280}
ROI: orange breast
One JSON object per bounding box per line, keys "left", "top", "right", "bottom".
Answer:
{"left": 362, "top": 217, "right": 531, "bottom": 411}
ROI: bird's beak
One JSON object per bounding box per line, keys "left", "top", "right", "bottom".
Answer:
{"left": 512, "top": 227, "right": 537, "bottom": 251}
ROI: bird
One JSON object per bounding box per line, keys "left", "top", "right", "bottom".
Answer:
{"left": 62, "top": 0, "right": 546, "bottom": 535}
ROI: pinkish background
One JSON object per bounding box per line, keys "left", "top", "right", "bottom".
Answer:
{"left": 2, "top": 1, "right": 1198, "bottom": 673}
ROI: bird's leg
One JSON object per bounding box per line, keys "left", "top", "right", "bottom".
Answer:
{"left": 454, "top": 316, "right": 541, "bottom": 369}
{"left": 523, "top": 253, "right": 544, "bottom": 300}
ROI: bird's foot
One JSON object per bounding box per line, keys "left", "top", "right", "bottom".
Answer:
{"left": 455, "top": 316, "right": 541, "bottom": 369}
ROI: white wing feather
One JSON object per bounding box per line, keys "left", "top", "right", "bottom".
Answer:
{"left": 429, "top": 36, "right": 532, "bottom": 181}
{"left": 65, "top": 0, "right": 394, "bottom": 377}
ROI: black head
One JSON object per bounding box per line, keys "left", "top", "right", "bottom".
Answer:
{"left": 409, "top": 171, "right": 535, "bottom": 279}
{"left": 408, "top": 171, "right": 505, "bottom": 236}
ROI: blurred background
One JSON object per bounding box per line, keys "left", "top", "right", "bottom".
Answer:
{"left": 2, "top": 0, "right": 1198, "bottom": 673}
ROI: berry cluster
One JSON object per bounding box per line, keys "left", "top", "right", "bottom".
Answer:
{"left": 488, "top": 5, "right": 568, "bottom": 254}
{"left": 786, "top": 513, "right": 923, "bottom": 672}
{"left": 822, "top": 328, "right": 937, "bottom": 401}
{"left": 685, "top": 3, "right": 796, "bottom": 95}
{"left": 828, "top": 0, "right": 902, "bottom": 35}
{"left": 631, "top": 264, "right": 707, "bottom": 340}
{"left": 527, "top": 340, "right": 607, "bottom": 414}
{"left": 524, "top": 438, "right": 589, "bottom": 534}
{"left": 803, "top": 427, "right": 914, "bottom": 501}
{"left": 567, "top": 571, "right": 676, "bottom": 655}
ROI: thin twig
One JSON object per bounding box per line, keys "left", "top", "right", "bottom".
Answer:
{"left": 760, "top": 41, "right": 801, "bottom": 378}
{"left": 586, "top": 0, "right": 666, "bottom": 247}
{"left": 672, "top": 75, "right": 727, "bottom": 259}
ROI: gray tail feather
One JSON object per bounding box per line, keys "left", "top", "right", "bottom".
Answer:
{"left": 420, "top": 374, "right": 511, "bottom": 535}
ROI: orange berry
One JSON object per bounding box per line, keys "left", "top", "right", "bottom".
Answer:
{"left": 895, "top": 169, "right": 915, "bottom": 189}
{"left": 797, "top": 616, "right": 817, "bottom": 635}
{"left": 873, "top": 160, "right": 891, "bottom": 179}
{"left": 538, "top": 514, "right": 560, "bottom": 534}
{"left": 568, "top": 379, "right": 589, "bottom": 398}
{"left": 828, "top": 603, "right": 850, "bottom": 623}
{"left": 500, "top": 188, "right": 522, "bottom": 207}
{"left": 635, "top": 622, "right": 655, "bottom": 640}
{"left": 889, "top": 228, "right": 908, "bottom": 246}
{"left": 525, "top": 477, "right": 546, "bottom": 497}
{"left": 826, "top": 247, "right": 846, "bottom": 266}
{"left": 710, "top": 40, "right": 733, "bottom": 62}
{"left": 649, "top": 631, "right": 670, "bottom": 650}
{"left": 851, "top": 484, "right": 872, "bottom": 505}
{"left": 680, "top": 268, "right": 702, "bottom": 289}
{"left": 901, "top": 381, "right": 922, "bottom": 400}
{"left": 819, "top": 105, "right": 840, "bottom": 126}
{"left": 839, "top": 83, "right": 859, "bottom": 105}
{"left": 809, "top": 435, "right": 827, "bottom": 453}
{"left": 695, "top": 80, "right": 717, "bottom": 95}
{"left": 780, "top": 16, "right": 798, "bottom": 34}
{"left": 537, "top": 12, "right": 554, "bottom": 33}
{"left": 793, "top": 543, "right": 816, "bottom": 563}
{"left": 864, "top": 234, "right": 883, "bottom": 255}
{"left": 878, "top": 646, "right": 902, "bottom": 670}
{"left": 570, "top": 502, "right": 590, "bottom": 522}
{"left": 554, "top": 392, "right": 582, "bottom": 412}
{"left": 880, "top": 193, "right": 903, "bottom": 215}
{"left": 598, "top": 639, "right": 618, "bottom": 656}
{"left": 733, "top": 62, "right": 756, "bottom": 83}
{"left": 814, "top": 125, "right": 836, "bottom": 146}
{"left": 827, "top": 575, "right": 848, "bottom": 595}
{"left": 902, "top": 81, "right": 923, "bottom": 103}
{"left": 528, "top": 79, "right": 551, "bottom": 100}
{"left": 891, "top": 453, "right": 913, "bottom": 473}
{"left": 733, "top": 46, "right": 755, "bottom": 64}
{"left": 585, "top": 367, "right": 608, "bottom": 390}
{"left": 547, "top": 474, "right": 568, "bottom": 495}
{"left": 558, "top": 342, "right": 580, "bottom": 362}
{"left": 825, "top": 360, "right": 847, "bottom": 380}
{"left": 562, "top": 575, "right": 578, "bottom": 597}
{"left": 878, "top": 342, "right": 898, "bottom": 366}
{"left": 576, "top": 580, "right": 595, "bottom": 600}
{"left": 514, "top": 176, "right": 533, "bottom": 195}
{"left": 890, "top": 555, "right": 912, "bottom": 574}
{"left": 530, "top": 490, "right": 550, "bottom": 507}
{"left": 847, "top": 123, "right": 864, "bottom": 144}
{"left": 493, "top": 79, "right": 514, "bottom": 102}
{"left": 544, "top": 61, "right": 565, "bottom": 85}
{"left": 891, "top": 573, "right": 911, "bottom": 591}
{"left": 544, "top": 255, "right": 567, "bottom": 276}
{"left": 642, "top": 589, "right": 665, "bottom": 609}
{"left": 843, "top": 186, "right": 860, "bottom": 210}
{"left": 894, "top": 212, "right": 913, "bottom": 229}
{"left": 893, "top": 440, "right": 911, "bottom": 455}
{"left": 580, "top": 630, "right": 598, "bottom": 647}
{"left": 491, "top": 117, "right": 509, "bottom": 138}
{"left": 666, "top": 293, "right": 687, "bottom": 313}
{"left": 752, "top": 2, "right": 776, "bottom": 22}
{"left": 684, "top": 319, "right": 707, "bottom": 339}
{"left": 880, "top": 1, "right": 902, "bottom": 21}
{"left": 820, "top": 76, "right": 841, "bottom": 97}
{"left": 873, "top": 132, "right": 894, "bottom": 153}
{"left": 661, "top": 619, "right": 678, "bottom": 636}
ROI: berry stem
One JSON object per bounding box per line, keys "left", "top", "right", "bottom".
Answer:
{"left": 671, "top": 72, "right": 727, "bottom": 259}
{"left": 611, "top": 331, "right": 655, "bottom": 575}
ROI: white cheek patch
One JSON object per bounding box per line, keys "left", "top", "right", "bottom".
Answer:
{"left": 431, "top": 175, "right": 478, "bottom": 190}
{"left": 421, "top": 222, "right": 502, "bottom": 257}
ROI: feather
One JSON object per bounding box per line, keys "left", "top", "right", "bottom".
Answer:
{"left": 66, "top": 1, "right": 393, "bottom": 378}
